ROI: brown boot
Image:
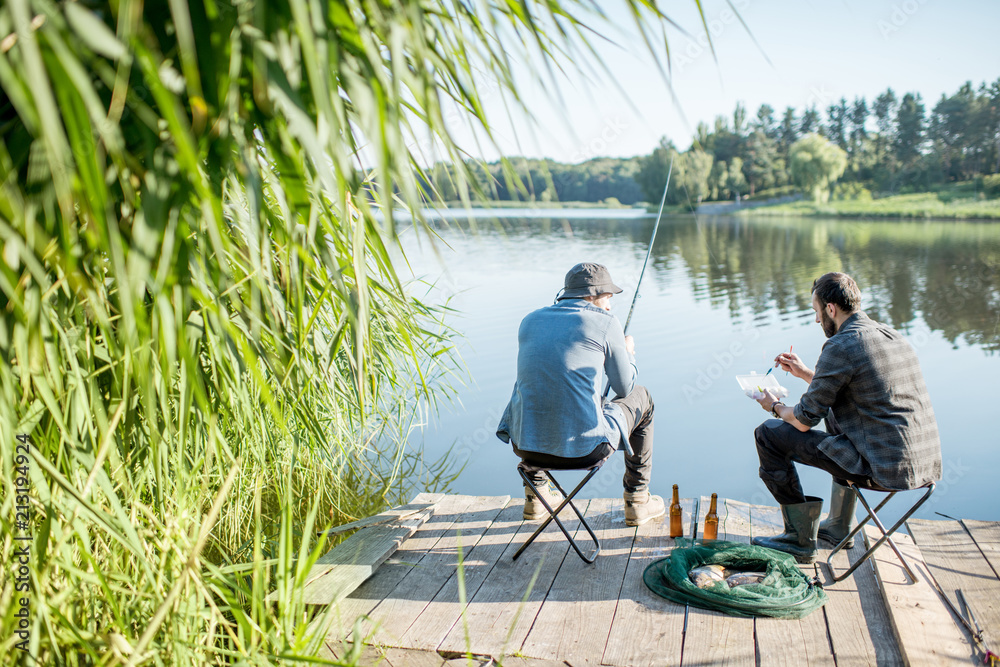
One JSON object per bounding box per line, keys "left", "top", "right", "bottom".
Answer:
{"left": 624, "top": 491, "right": 666, "bottom": 527}
{"left": 523, "top": 482, "right": 563, "bottom": 520}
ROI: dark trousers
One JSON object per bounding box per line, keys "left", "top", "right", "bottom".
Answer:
{"left": 754, "top": 414, "right": 874, "bottom": 505}
{"left": 515, "top": 385, "right": 655, "bottom": 493}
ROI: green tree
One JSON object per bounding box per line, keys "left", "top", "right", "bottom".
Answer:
{"left": 673, "top": 148, "right": 714, "bottom": 208}
{"left": 709, "top": 160, "right": 728, "bottom": 200}
{"left": 825, "top": 98, "right": 849, "bottom": 150}
{"left": 636, "top": 137, "right": 677, "bottom": 203}
{"left": 745, "top": 129, "right": 780, "bottom": 196}
{"left": 873, "top": 89, "right": 898, "bottom": 161}
{"left": 895, "top": 92, "right": 926, "bottom": 170}
{"left": 726, "top": 156, "right": 748, "bottom": 198}
{"left": 779, "top": 107, "right": 799, "bottom": 158}
{"left": 789, "top": 133, "right": 848, "bottom": 202}
{"left": 756, "top": 103, "right": 777, "bottom": 139}
{"left": 800, "top": 106, "right": 821, "bottom": 135}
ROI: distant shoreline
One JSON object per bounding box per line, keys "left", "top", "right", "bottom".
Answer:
{"left": 734, "top": 193, "right": 1000, "bottom": 222}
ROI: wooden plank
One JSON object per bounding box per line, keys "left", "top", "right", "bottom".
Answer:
{"left": 964, "top": 520, "right": 1000, "bottom": 581}
{"left": 305, "top": 506, "right": 436, "bottom": 602}
{"left": 321, "top": 502, "right": 438, "bottom": 537}
{"left": 812, "top": 517, "right": 902, "bottom": 666}
{"left": 908, "top": 519, "right": 1000, "bottom": 648}
{"left": 865, "top": 526, "right": 976, "bottom": 666}
{"left": 750, "top": 503, "right": 835, "bottom": 666}
{"left": 519, "top": 497, "right": 634, "bottom": 662}
{"left": 437, "top": 499, "right": 591, "bottom": 657}
{"left": 290, "top": 493, "right": 444, "bottom": 605}
{"left": 600, "top": 498, "right": 694, "bottom": 667}
{"left": 381, "top": 647, "right": 447, "bottom": 666}
{"left": 678, "top": 497, "right": 755, "bottom": 666}
{"left": 396, "top": 500, "right": 527, "bottom": 651}
{"left": 498, "top": 657, "right": 570, "bottom": 667}
{"left": 321, "top": 643, "right": 391, "bottom": 665}
{"left": 323, "top": 494, "right": 468, "bottom": 642}
{"left": 364, "top": 495, "right": 511, "bottom": 646}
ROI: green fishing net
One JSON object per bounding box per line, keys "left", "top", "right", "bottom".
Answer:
{"left": 642, "top": 539, "right": 828, "bottom": 619}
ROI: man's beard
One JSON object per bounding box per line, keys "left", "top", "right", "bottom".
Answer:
{"left": 821, "top": 309, "right": 837, "bottom": 338}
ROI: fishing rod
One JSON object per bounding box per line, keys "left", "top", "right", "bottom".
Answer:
{"left": 623, "top": 155, "right": 674, "bottom": 335}
{"left": 603, "top": 156, "right": 674, "bottom": 399}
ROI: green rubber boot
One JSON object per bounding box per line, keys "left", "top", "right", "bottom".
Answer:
{"left": 751, "top": 496, "right": 823, "bottom": 564}
{"left": 818, "top": 481, "right": 858, "bottom": 548}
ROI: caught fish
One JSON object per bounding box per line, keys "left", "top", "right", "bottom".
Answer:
{"left": 688, "top": 564, "right": 728, "bottom": 588}
{"left": 726, "top": 572, "right": 766, "bottom": 587}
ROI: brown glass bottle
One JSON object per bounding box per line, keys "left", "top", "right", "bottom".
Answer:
{"left": 703, "top": 493, "right": 719, "bottom": 541}
{"left": 669, "top": 484, "right": 683, "bottom": 538}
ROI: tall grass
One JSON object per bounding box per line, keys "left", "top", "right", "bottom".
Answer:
{"left": 0, "top": 0, "right": 711, "bottom": 663}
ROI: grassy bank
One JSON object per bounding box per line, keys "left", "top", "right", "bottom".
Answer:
{"left": 440, "top": 199, "right": 645, "bottom": 209}
{"left": 741, "top": 191, "right": 1000, "bottom": 221}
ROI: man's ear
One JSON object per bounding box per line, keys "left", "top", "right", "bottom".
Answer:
{"left": 826, "top": 302, "right": 838, "bottom": 319}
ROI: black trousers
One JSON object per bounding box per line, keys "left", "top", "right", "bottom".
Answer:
{"left": 514, "top": 385, "right": 655, "bottom": 493}
{"left": 754, "top": 413, "right": 874, "bottom": 505}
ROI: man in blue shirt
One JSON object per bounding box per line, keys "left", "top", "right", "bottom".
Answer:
{"left": 497, "top": 263, "right": 664, "bottom": 526}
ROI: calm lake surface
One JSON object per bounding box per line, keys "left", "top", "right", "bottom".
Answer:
{"left": 400, "top": 213, "right": 1000, "bottom": 522}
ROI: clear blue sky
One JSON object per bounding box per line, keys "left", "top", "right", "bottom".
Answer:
{"left": 451, "top": 0, "right": 1000, "bottom": 163}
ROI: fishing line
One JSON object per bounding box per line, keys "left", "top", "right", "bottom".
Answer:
{"left": 603, "top": 156, "right": 674, "bottom": 399}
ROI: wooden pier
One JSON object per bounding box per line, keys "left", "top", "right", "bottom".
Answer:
{"left": 311, "top": 493, "right": 999, "bottom": 666}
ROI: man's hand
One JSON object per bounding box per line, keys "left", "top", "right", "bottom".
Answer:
{"left": 755, "top": 388, "right": 781, "bottom": 414}
{"left": 754, "top": 388, "right": 810, "bottom": 432}
{"left": 624, "top": 335, "right": 635, "bottom": 356}
{"left": 774, "top": 352, "right": 813, "bottom": 382}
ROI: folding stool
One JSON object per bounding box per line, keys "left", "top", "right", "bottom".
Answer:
{"left": 512, "top": 454, "right": 612, "bottom": 564}
{"left": 826, "top": 479, "right": 936, "bottom": 583}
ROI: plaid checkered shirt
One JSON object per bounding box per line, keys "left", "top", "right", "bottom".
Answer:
{"left": 793, "top": 312, "right": 942, "bottom": 490}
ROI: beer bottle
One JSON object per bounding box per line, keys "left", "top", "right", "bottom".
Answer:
{"left": 669, "top": 484, "right": 683, "bottom": 538}
{"left": 703, "top": 493, "right": 719, "bottom": 541}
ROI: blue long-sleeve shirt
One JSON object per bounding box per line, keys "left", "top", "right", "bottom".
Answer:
{"left": 496, "top": 299, "right": 637, "bottom": 458}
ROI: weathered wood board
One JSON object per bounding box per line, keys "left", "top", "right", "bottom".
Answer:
{"left": 865, "top": 526, "right": 976, "bottom": 666}
{"left": 908, "top": 519, "right": 1000, "bottom": 656}
{"left": 600, "top": 498, "right": 693, "bottom": 667}
{"left": 292, "top": 495, "right": 441, "bottom": 605}
{"left": 519, "top": 497, "right": 634, "bottom": 662}
{"left": 321, "top": 501, "right": 440, "bottom": 537}
{"left": 395, "top": 500, "right": 527, "bottom": 651}
{"left": 365, "top": 495, "right": 511, "bottom": 646}
{"left": 750, "top": 502, "right": 835, "bottom": 667}
{"left": 679, "top": 497, "right": 755, "bottom": 667}
{"left": 816, "top": 529, "right": 903, "bottom": 666}
{"left": 437, "top": 500, "right": 590, "bottom": 656}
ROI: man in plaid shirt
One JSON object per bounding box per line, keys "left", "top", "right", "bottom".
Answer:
{"left": 751, "top": 272, "right": 942, "bottom": 563}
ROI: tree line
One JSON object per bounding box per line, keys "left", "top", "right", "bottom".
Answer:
{"left": 426, "top": 79, "right": 1000, "bottom": 207}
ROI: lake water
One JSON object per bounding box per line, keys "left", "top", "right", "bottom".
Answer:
{"left": 400, "top": 213, "right": 1000, "bottom": 522}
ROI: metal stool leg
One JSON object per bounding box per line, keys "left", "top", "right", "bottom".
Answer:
{"left": 826, "top": 482, "right": 935, "bottom": 583}
{"left": 513, "top": 466, "right": 602, "bottom": 564}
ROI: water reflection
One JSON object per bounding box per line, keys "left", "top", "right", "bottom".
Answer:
{"left": 434, "top": 215, "right": 1000, "bottom": 351}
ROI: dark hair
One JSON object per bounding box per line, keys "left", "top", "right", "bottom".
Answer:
{"left": 812, "top": 272, "right": 861, "bottom": 313}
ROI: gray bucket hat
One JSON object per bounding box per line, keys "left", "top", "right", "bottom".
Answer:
{"left": 557, "top": 262, "right": 624, "bottom": 300}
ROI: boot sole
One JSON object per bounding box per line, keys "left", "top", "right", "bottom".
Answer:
{"left": 793, "top": 553, "right": 818, "bottom": 564}
{"left": 818, "top": 533, "right": 854, "bottom": 549}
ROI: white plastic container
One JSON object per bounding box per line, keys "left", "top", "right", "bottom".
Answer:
{"left": 735, "top": 372, "right": 788, "bottom": 400}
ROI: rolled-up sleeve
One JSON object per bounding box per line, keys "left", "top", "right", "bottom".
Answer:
{"left": 604, "top": 318, "right": 637, "bottom": 398}
{"left": 795, "top": 340, "right": 854, "bottom": 427}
